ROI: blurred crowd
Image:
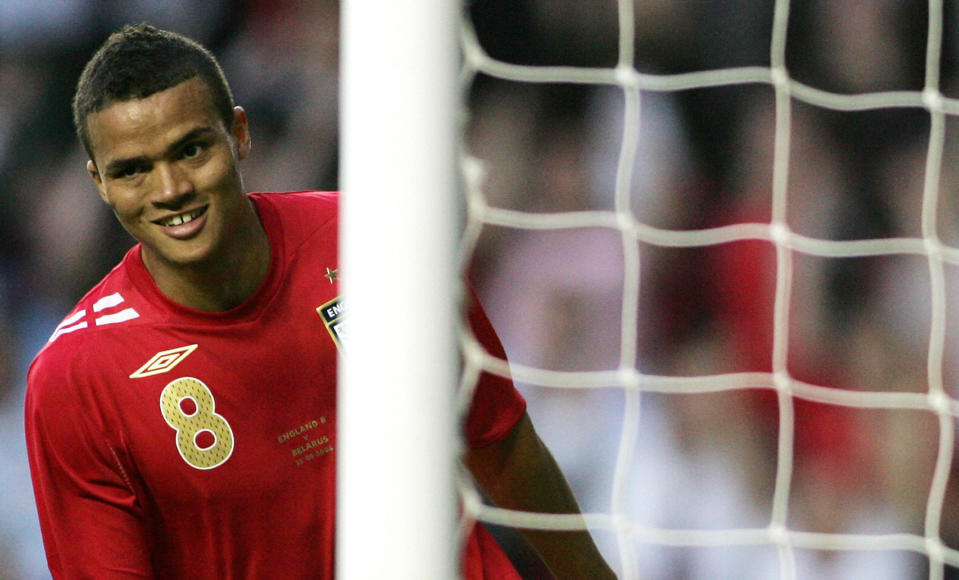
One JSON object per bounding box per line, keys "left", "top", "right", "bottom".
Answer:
{"left": 3, "top": 0, "right": 959, "bottom": 578}
{"left": 467, "top": 0, "right": 959, "bottom": 578}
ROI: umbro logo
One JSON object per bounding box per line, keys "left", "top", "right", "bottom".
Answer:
{"left": 130, "top": 344, "right": 199, "bottom": 379}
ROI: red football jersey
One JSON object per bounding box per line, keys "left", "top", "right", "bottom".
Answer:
{"left": 25, "top": 191, "right": 525, "bottom": 579}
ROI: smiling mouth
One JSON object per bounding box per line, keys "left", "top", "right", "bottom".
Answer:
{"left": 157, "top": 207, "right": 207, "bottom": 227}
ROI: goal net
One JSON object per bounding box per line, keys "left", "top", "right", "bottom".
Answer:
{"left": 457, "top": 1, "right": 959, "bottom": 579}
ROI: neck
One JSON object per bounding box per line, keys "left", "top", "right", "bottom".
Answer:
{"left": 144, "top": 200, "right": 272, "bottom": 312}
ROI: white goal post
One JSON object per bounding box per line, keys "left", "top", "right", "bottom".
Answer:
{"left": 338, "top": 1, "right": 461, "bottom": 579}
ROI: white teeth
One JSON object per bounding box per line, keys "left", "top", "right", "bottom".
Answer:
{"left": 162, "top": 209, "right": 202, "bottom": 227}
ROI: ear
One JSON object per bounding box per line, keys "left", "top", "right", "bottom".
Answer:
{"left": 87, "top": 159, "right": 109, "bottom": 203}
{"left": 232, "top": 106, "right": 251, "bottom": 160}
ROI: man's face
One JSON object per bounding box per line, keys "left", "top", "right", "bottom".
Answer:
{"left": 85, "top": 76, "right": 251, "bottom": 271}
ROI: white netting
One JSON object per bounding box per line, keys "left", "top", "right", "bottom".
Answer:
{"left": 458, "top": 1, "right": 959, "bottom": 579}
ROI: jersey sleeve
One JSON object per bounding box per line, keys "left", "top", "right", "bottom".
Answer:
{"left": 462, "top": 288, "right": 527, "bottom": 449}
{"left": 25, "top": 346, "right": 154, "bottom": 579}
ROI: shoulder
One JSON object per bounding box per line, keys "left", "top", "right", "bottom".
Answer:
{"left": 30, "top": 249, "right": 152, "bottom": 391}
{"left": 44, "top": 250, "right": 150, "bottom": 343}
{"left": 27, "top": 321, "right": 103, "bottom": 426}
{"left": 249, "top": 191, "right": 339, "bottom": 253}
{"left": 250, "top": 191, "right": 339, "bottom": 223}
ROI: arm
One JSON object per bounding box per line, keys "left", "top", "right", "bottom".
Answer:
{"left": 25, "top": 358, "right": 154, "bottom": 579}
{"left": 465, "top": 411, "right": 616, "bottom": 579}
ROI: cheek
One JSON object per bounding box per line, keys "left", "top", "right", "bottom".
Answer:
{"left": 102, "top": 189, "right": 145, "bottom": 224}
{"left": 196, "top": 155, "right": 240, "bottom": 190}
{"left": 201, "top": 162, "right": 245, "bottom": 205}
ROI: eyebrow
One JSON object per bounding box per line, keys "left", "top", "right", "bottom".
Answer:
{"left": 102, "top": 126, "right": 218, "bottom": 176}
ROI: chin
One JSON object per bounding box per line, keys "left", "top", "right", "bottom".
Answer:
{"left": 145, "top": 242, "right": 216, "bottom": 270}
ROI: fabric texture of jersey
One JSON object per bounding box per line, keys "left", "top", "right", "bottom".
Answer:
{"left": 25, "top": 191, "right": 526, "bottom": 579}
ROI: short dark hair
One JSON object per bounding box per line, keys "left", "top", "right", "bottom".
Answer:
{"left": 73, "top": 23, "right": 235, "bottom": 160}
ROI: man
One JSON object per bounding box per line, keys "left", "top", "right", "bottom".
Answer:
{"left": 25, "top": 23, "right": 614, "bottom": 578}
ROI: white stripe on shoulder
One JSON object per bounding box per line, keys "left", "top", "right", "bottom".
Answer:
{"left": 95, "top": 308, "right": 140, "bottom": 326}
{"left": 93, "top": 292, "right": 125, "bottom": 312}
{"left": 47, "top": 320, "right": 87, "bottom": 342}
{"left": 57, "top": 309, "right": 86, "bottom": 328}
{"left": 47, "top": 292, "right": 142, "bottom": 343}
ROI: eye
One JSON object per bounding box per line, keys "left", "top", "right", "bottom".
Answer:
{"left": 181, "top": 142, "right": 205, "bottom": 159}
{"left": 111, "top": 163, "right": 145, "bottom": 180}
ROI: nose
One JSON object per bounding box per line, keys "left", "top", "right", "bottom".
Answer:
{"left": 151, "top": 162, "right": 194, "bottom": 207}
